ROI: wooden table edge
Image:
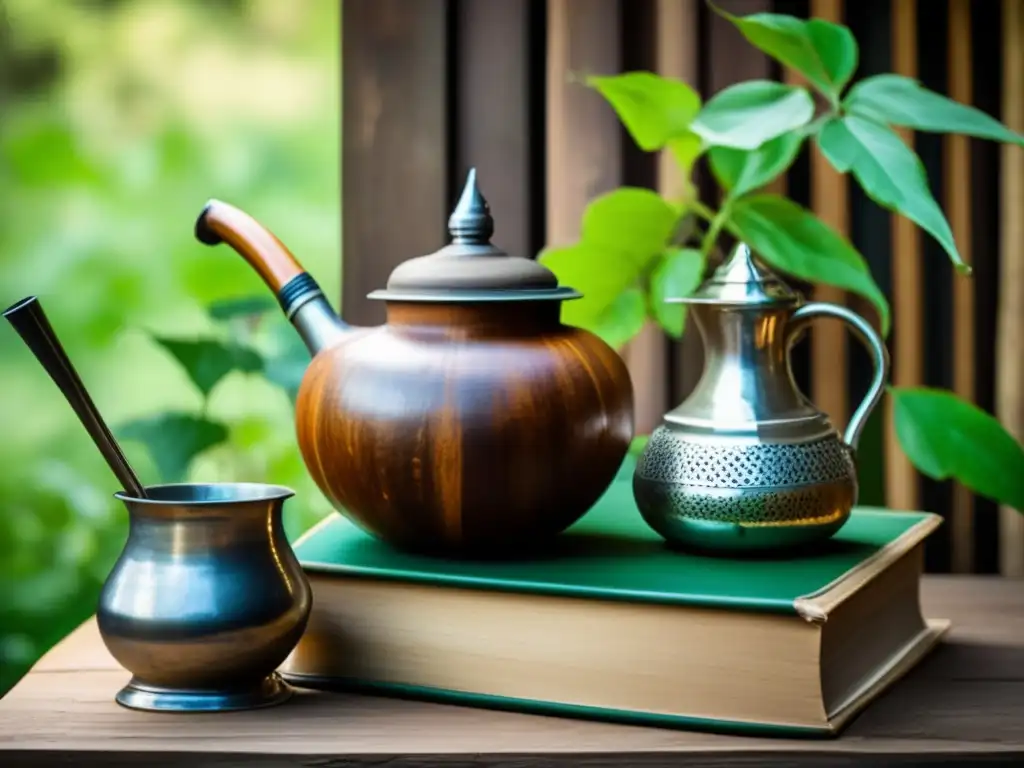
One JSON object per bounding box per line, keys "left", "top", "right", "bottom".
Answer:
{"left": 1, "top": 575, "right": 1022, "bottom": 767}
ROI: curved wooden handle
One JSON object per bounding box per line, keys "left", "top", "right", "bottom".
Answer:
{"left": 195, "top": 199, "right": 306, "bottom": 294}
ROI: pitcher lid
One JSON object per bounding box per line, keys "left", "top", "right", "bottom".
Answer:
{"left": 672, "top": 242, "right": 798, "bottom": 305}
{"left": 367, "top": 169, "right": 581, "bottom": 303}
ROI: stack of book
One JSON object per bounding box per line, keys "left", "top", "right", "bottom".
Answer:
{"left": 280, "top": 456, "right": 947, "bottom": 737}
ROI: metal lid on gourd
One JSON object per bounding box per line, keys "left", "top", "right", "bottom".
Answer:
{"left": 668, "top": 242, "right": 798, "bottom": 306}
{"left": 367, "top": 169, "right": 581, "bottom": 303}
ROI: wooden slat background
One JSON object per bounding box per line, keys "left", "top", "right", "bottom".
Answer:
{"left": 999, "top": 0, "right": 1024, "bottom": 576}
{"left": 885, "top": 0, "right": 923, "bottom": 524}
{"left": 340, "top": 0, "right": 1024, "bottom": 575}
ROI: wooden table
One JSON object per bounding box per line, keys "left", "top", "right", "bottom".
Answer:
{"left": 1, "top": 575, "right": 1021, "bottom": 767}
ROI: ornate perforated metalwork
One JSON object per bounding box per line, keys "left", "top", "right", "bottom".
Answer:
{"left": 633, "top": 478, "right": 851, "bottom": 525}
{"left": 635, "top": 425, "right": 855, "bottom": 490}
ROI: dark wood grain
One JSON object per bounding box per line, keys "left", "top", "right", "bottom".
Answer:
{"left": 454, "top": 0, "right": 541, "bottom": 261}
{"left": 294, "top": 300, "right": 634, "bottom": 555}
{"left": 1, "top": 577, "right": 1021, "bottom": 767}
{"left": 341, "top": 0, "right": 449, "bottom": 327}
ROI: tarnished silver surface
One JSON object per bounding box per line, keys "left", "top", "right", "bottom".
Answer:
{"left": 97, "top": 483, "right": 312, "bottom": 712}
{"left": 786, "top": 301, "right": 889, "bottom": 450}
{"left": 635, "top": 243, "right": 890, "bottom": 554}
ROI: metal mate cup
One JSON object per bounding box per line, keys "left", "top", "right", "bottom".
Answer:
{"left": 97, "top": 482, "right": 313, "bottom": 713}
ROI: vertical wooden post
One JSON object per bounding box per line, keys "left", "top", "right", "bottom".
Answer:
{"left": 946, "top": 0, "right": 975, "bottom": 573}
{"left": 618, "top": 0, "right": 668, "bottom": 438}
{"left": 809, "top": 0, "right": 850, "bottom": 434}
{"left": 655, "top": 0, "right": 699, "bottom": 203}
{"left": 545, "top": 0, "right": 622, "bottom": 247}
{"left": 548, "top": 1, "right": 668, "bottom": 428}
{"left": 341, "top": 0, "right": 450, "bottom": 326}
{"left": 455, "top": 0, "right": 538, "bottom": 261}
{"left": 998, "top": 0, "right": 1024, "bottom": 575}
{"left": 885, "top": 0, "right": 924, "bottom": 512}
{"left": 615, "top": 0, "right": 703, "bottom": 433}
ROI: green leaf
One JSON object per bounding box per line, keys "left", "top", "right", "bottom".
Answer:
{"left": 892, "top": 387, "right": 1024, "bottom": 512}
{"left": 649, "top": 248, "right": 705, "bottom": 338}
{"left": 207, "top": 295, "right": 277, "bottom": 321}
{"left": 150, "top": 336, "right": 265, "bottom": 398}
{"left": 580, "top": 187, "right": 681, "bottom": 264}
{"left": 714, "top": 9, "right": 858, "bottom": 100}
{"left": 668, "top": 132, "right": 703, "bottom": 174}
{"left": 587, "top": 72, "right": 702, "bottom": 151}
{"left": 727, "top": 194, "right": 891, "bottom": 334}
{"left": 541, "top": 187, "right": 680, "bottom": 333}
{"left": 692, "top": 81, "right": 815, "bottom": 150}
{"left": 817, "top": 115, "right": 968, "bottom": 274}
{"left": 845, "top": 75, "right": 1024, "bottom": 147}
{"left": 709, "top": 131, "right": 805, "bottom": 199}
{"left": 590, "top": 288, "right": 648, "bottom": 350}
{"left": 540, "top": 243, "right": 640, "bottom": 329}
{"left": 667, "top": 132, "right": 704, "bottom": 201}
{"left": 117, "top": 413, "right": 229, "bottom": 484}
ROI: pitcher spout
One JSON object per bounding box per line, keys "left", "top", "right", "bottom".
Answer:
{"left": 194, "top": 199, "right": 348, "bottom": 356}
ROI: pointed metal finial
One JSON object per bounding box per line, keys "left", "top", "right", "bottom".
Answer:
{"left": 717, "top": 242, "right": 762, "bottom": 283}
{"left": 680, "top": 241, "right": 798, "bottom": 305}
{"left": 448, "top": 168, "right": 494, "bottom": 245}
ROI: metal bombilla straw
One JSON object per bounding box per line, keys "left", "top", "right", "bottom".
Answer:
{"left": 3, "top": 296, "right": 148, "bottom": 499}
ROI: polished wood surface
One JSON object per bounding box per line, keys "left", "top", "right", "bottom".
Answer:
{"left": 2, "top": 576, "right": 1021, "bottom": 767}
{"left": 295, "top": 300, "right": 634, "bottom": 555}
{"left": 195, "top": 200, "right": 305, "bottom": 294}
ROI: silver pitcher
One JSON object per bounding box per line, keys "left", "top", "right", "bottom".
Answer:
{"left": 633, "top": 243, "right": 889, "bottom": 553}
{"left": 97, "top": 482, "right": 313, "bottom": 712}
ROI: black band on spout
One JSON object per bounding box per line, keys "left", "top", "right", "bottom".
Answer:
{"left": 277, "top": 273, "right": 323, "bottom": 318}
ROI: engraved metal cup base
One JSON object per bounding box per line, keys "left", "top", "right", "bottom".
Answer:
{"left": 633, "top": 475, "right": 852, "bottom": 555}
{"left": 632, "top": 426, "right": 858, "bottom": 556}
{"left": 114, "top": 672, "right": 293, "bottom": 713}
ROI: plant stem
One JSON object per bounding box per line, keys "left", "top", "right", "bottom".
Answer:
{"left": 691, "top": 200, "right": 717, "bottom": 222}
{"left": 700, "top": 203, "right": 730, "bottom": 257}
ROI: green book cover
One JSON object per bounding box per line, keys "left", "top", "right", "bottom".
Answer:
{"left": 293, "top": 455, "right": 938, "bottom": 616}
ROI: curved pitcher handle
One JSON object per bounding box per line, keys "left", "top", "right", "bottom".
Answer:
{"left": 786, "top": 302, "right": 890, "bottom": 451}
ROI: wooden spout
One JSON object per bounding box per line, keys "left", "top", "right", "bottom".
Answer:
{"left": 195, "top": 199, "right": 306, "bottom": 295}
{"left": 195, "top": 199, "right": 346, "bottom": 356}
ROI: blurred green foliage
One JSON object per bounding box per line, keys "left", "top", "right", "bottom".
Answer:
{"left": 0, "top": 0, "right": 341, "bottom": 694}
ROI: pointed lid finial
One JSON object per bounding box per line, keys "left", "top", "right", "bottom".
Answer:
{"left": 448, "top": 168, "right": 494, "bottom": 244}
{"left": 369, "top": 168, "right": 580, "bottom": 302}
{"left": 678, "top": 242, "right": 798, "bottom": 305}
